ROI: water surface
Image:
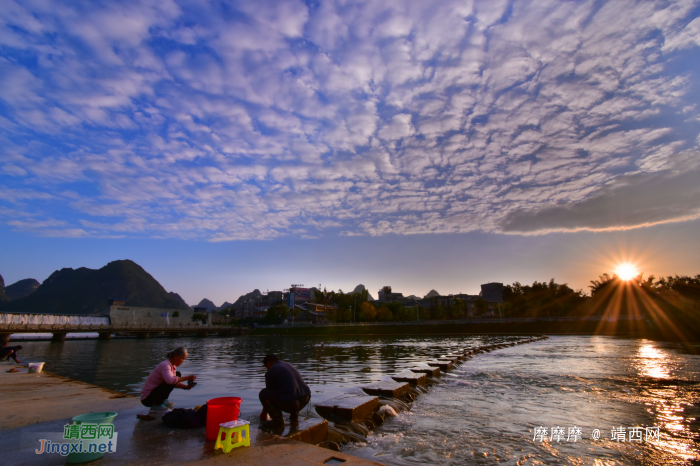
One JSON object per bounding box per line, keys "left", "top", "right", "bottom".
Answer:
{"left": 14, "top": 335, "right": 700, "bottom": 465}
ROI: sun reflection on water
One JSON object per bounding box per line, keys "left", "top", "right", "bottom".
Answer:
{"left": 633, "top": 342, "right": 699, "bottom": 463}
{"left": 636, "top": 343, "right": 671, "bottom": 379}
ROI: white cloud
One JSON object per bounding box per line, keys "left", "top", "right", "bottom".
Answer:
{"left": 0, "top": 0, "right": 698, "bottom": 240}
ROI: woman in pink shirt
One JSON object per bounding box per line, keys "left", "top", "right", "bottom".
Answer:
{"left": 140, "top": 347, "right": 197, "bottom": 411}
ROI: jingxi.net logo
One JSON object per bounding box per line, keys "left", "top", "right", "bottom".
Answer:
{"left": 34, "top": 423, "right": 117, "bottom": 456}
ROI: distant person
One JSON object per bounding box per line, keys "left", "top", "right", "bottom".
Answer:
{"left": 0, "top": 344, "right": 22, "bottom": 363}
{"left": 140, "top": 347, "right": 196, "bottom": 412}
{"left": 259, "top": 354, "right": 311, "bottom": 427}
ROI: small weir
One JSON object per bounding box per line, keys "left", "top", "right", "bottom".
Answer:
{"left": 312, "top": 336, "right": 549, "bottom": 450}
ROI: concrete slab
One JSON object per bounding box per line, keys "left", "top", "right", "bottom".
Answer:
{"left": 0, "top": 408, "right": 368, "bottom": 466}
{"left": 447, "top": 353, "right": 465, "bottom": 361}
{"left": 188, "top": 441, "right": 383, "bottom": 466}
{"left": 391, "top": 370, "right": 427, "bottom": 386}
{"left": 361, "top": 381, "right": 410, "bottom": 398}
{"left": 283, "top": 418, "right": 328, "bottom": 445}
{"left": 410, "top": 366, "right": 440, "bottom": 377}
{"left": 441, "top": 355, "right": 462, "bottom": 363}
{"left": 427, "top": 360, "right": 453, "bottom": 371}
{"left": 0, "top": 369, "right": 139, "bottom": 431}
{"left": 315, "top": 395, "right": 379, "bottom": 422}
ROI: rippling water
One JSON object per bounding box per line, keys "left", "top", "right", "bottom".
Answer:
{"left": 15, "top": 335, "right": 700, "bottom": 464}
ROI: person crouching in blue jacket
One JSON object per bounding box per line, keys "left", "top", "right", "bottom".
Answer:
{"left": 259, "top": 354, "right": 311, "bottom": 427}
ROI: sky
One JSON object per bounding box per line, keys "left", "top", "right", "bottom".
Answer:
{"left": 1, "top": 0, "right": 699, "bottom": 306}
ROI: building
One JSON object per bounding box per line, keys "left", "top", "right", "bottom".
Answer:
{"left": 106, "top": 300, "right": 206, "bottom": 327}
{"left": 286, "top": 286, "right": 311, "bottom": 308}
{"left": 377, "top": 286, "right": 406, "bottom": 303}
{"left": 480, "top": 282, "right": 504, "bottom": 303}
{"left": 284, "top": 303, "right": 333, "bottom": 325}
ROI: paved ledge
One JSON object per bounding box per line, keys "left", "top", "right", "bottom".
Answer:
{"left": 187, "top": 440, "right": 382, "bottom": 466}
{"left": 0, "top": 368, "right": 379, "bottom": 466}
{"left": 0, "top": 368, "right": 139, "bottom": 431}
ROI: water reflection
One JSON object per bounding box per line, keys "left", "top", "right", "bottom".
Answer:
{"left": 636, "top": 343, "right": 671, "bottom": 379}
{"left": 631, "top": 341, "right": 699, "bottom": 463}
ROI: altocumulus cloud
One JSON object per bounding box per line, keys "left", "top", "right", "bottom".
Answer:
{"left": 501, "top": 152, "right": 700, "bottom": 234}
{"left": 0, "top": 0, "right": 699, "bottom": 240}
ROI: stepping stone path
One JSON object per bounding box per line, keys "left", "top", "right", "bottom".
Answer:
{"left": 313, "top": 336, "right": 549, "bottom": 447}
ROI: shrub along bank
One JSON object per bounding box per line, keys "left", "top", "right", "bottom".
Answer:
{"left": 251, "top": 318, "right": 685, "bottom": 340}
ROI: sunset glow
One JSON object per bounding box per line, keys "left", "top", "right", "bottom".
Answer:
{"left": 616, "top": 263, "right": 639, "bottom": 281}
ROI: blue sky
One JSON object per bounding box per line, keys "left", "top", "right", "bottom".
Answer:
{"left": 1, "top": 0, "right": 699, "bottom": 305}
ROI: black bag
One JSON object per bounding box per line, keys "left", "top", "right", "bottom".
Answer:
{"left": 162, "top": 405, "right": 208, "bottom": 429}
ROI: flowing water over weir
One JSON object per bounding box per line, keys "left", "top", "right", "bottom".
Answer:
{"left": 14, "top": 334, "right": 700, "bottom": 465}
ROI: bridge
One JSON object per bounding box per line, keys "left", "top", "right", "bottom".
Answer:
{"left": 0, "top": 311, "right": 246, "bottom": 344}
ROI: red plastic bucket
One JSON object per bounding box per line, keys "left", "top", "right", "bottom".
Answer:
{"left": 206, "top": 397, "right": 242, "bottom": 440}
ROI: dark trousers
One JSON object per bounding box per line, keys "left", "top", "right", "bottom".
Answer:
{"left": 141, "top": 371, "right": 180, "bottom": 407}
{"left": 259, "top": 388, "right": 310, "bottom": 421}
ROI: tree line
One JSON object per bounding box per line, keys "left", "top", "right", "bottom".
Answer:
{"left": 245, "top": 274, "right": 700, "bottom": 337}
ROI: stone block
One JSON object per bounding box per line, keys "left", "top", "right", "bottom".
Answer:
{"left": 410, "top": 366, "right": 440, "bottom": 377}
{"left": 427, "top": 360, "right": 453, "bottom": 371}
{"left": 284, "top": 418, "right": 328, "bottom": 444}
{"left": 391, "top": 370, "right": 428, "bottom": 386}
{"left": 316, "top": 394, "right": 379, "bottom": 421}
{"left": 361, "top": 381, "right": 410, "bottom": 398}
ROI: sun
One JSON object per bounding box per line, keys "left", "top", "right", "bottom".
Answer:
{"left": 616, "top": 263, "right": 639, "bottom": 281}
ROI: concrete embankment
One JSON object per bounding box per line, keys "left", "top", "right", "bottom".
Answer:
{"left": 1, "top": 369, "right": 137, "bottom": 430}
{"left": 0, "top": 366, "right": 381, "bottom": 466}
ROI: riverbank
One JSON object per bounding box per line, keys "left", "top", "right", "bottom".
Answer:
{"left": 0, "top": 366, "right": 380, "bottom": 465}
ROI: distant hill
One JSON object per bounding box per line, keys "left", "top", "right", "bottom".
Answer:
{"left": 219, "top": 301, "right": 233, "bottom": 310}
{"left": 0, "top": 260, "right": 189, "bottom": 315}
{"left": 169, "top": 292, "right": 189, "bottom": 308}
{"left": 0, "top": 274, "right": 9, "bottom": 302}
{"left": 193, "top": 298, "right": 217, "bottom": 311}
{"left": 351, "top": 284, "right": 375, "bottom": 301}
{"left": 231, "top": 289, "right": 262, "bottom": 308}
{"left": 425, "top": 289, "right": 440, "bottom": 298}
{"left": 6, "top": 278, "right": 40, "bottom": 300}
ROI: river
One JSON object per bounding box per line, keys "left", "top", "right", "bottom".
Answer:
{"left": 13, "top": 334, "right": 700, "bottom": 465}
